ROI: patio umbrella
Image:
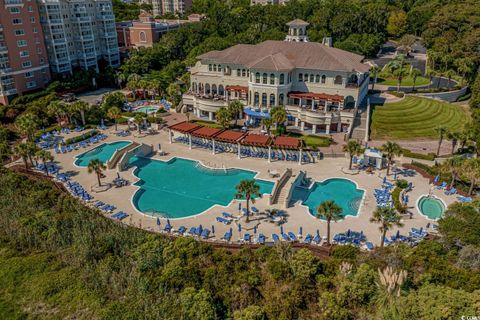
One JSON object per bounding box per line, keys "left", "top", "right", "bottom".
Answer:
{"left": 280, "top": 226, "right": 284, "bottom": 234}
{"left": 238, "top": 203, "right": 242, "bottom": 211}
{"left": 156, "top": 217, "right": 160, "bottom": 226}
{"left": 434, "top": 175, "right": 440, "bottom": 183}
{"left": 383, "top": 176, "right": 387, "bottom": 184}
{"left": 393, "top": 172, "right": 397, "bottom": 180}
{"left": 199, "top": 224, "right": 203, "bottom": 233}
{"left": 238, "top": 224, "right": 241, "bottom": 232}
{"left": 229, "top": 227, "right": 233, "bottom": 234}
{"left": 405, "top": 195, "right": 409, "bottom": 204}
{"left": 211, "top": 225, "right": 215, "bottom": 234}
{"left": 167, "top": 219, "right": 170, "bottom": 225}
{"left": 316, "top": 229, "right": 320, "bottom": 237}
{"left": 299, "top": 226, "right": 303, "bottom": 236}
{"left": 396, "top": 230, "right": 400, "bottom": 238}
{"left": 253, "top": 225, "right": 257, "bottom": 234}
{"left": 346, "top": 229, "right": 351, "bottom": 237}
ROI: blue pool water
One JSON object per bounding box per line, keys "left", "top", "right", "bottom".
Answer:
{"left": 417, "top": 196, "right": 445, "bottom": 220}
{"left": 129, "top": 157, "right": 274, "bottom": 218}
{"left": 290, "top": 178, "right": 364, "bottom": 218}
{"left": 74, "top": 141, "right": 131, "bottom": 167}
{"left": 135, "top": 106, "right": 159, "bottom": 113}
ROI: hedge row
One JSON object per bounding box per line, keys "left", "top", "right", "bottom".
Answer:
{"left": 65, "top": 130, "right": 98, "bottom": 145}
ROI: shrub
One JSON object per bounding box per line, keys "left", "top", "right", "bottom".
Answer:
{"left": 389, "top": 91, "right": 405, "bottom": 98}
{"left": 33, "top": 125, "right": 63, "bottom": 140}
{"left": 396, "top": 179, "right": 408, "bottom": 189}
{"left": 331, "top": 245, "right": 360, "bottom": 260}
{"left": 402, "top": 148, "right": 436, "bottom": 161}
{"left": 65, "top": 130, "right": 98, "bottom": 145}
{"left": 392, "top": 187, "right": 407, "bottom": 214}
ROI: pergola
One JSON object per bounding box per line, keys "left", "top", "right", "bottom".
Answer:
{"left": 242, "top": 134, "right": 271, "bottom": 147}
{"left": 225, "top": 85, "right": 248, "bottom": 93}
{"left": 273, "top": 136, "right": 302, "bottom": 149}
{"left": 168, "top": 121, "right": 202, "bottom": 133}
{"left": 288, "top": 91, "right": 344, "bottom": 103}
{"left": 215, "top": 130, "right": 246, "bottom": 143}
{"left": 191, "top": 126, "right": 223, "bottom": 139}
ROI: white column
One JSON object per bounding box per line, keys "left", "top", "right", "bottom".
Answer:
{"left": 268, "top": 146, "right": 271, "bottom": 163}
{"left": 188, "top": 134, "right": 192, "bottom": 149}
{"left": 300, "top": 121, "right": 305, "bottom": 131}
{"left": 298, "top": 148, "right": 302, "bottom": 165}
{"left": 312, "top": 124, "right": 317, "bottom": 134}
{"left": 212, "top": 139, "right": 215, "bottom": 154}
{"left": 326, "top": 124, "right": 330, "bottom": 134}
{"left": 209, "top": 112, "right": 213, "bottom": 121}
{"left": 237, "top": 143, "right": 241, "bottom": 159}
{"left": 168, "top": 129, "right": 172, "bottom": 143}
{"left": 294, "top": 117, "right": 299, "bottom": 127}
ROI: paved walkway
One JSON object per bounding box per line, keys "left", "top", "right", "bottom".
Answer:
{"left": 41, "top": 119, "right": 459, "bottom": 247}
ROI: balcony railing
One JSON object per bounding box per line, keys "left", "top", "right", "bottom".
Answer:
{"left": 5, "top": 0, "right": 23, "bottom": 6}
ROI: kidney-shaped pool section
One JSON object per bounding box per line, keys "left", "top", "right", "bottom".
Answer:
{"left": 417, "top": 195, "right": 445, "bottom": 220}
{"left": 74, "top": 140, "right": 131, "bottom": 167}
{"left": 129, "top": 156, "right": 274, "bottom": 218}
{"left": 290, "top": 178, "right": 364, "bottom": 218}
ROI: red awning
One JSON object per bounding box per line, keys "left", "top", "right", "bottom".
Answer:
{"left": 288, "top": 91, "right": 344, "bottom": 102}
{"left": 215, "top": 130, "right": 246, "bottom": 143}
{"left": 273, "top": 136, "right": 301, "bottom": 149}
{"left": 242, "top": 134, "right": 271, "bottom": 147}
{"left": 168, "top": 121, "right": 202, "bottom": 133}
{"left": 226, "top": 85, "right": 249, "bottom": 92}
{"left": 191, "top": 126, "right": 223, "bottom": 138}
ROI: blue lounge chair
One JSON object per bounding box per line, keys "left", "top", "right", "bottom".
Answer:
{"left": 272, "top": 233, "right": 280, "bottom": 243}
{"left": 222, "top": 212, "right": 234, "bottom": 219}
{"left": 188, "top": 227, "right": 196, "bottom": 236}
{"left": 251, "top": 207, "right": 259, "bottom": 213}
{"left": 445, "top": 187, "right": 457, "bottom": 195}
{"left": 223, "top": 232, "right": 232, "bottom": 242}
{"left": 201, "top": 228, "right": 210, "bottom": 239}
{"left": 257, "top": 234, "right": 266, "bottom": 244}
{"left": 281, "top": 232, "right": 290, "bottom": 241}
{"left": 312, "top": 234, "right": 321, "bottom": 244}
{"left": 243, "top": 233, "right": 251, "bottom": 242}
{"left": 164, "top": 223, "right": 172, "bottom": 232}
{"left": 216, "top": 217, "right": 230, "bottom": 224}
{"left": 436, "top": 182, "right": 447, "bottom": 189}
{"left": 288, "top": 232, "right": 297, "bottom": 241}
{"left": 303, "top": 234, "right": 312, "bottom": 244}
{"left": 177, "top": 226, "right": 186, "bottom": 234}
{"left": 366, "top": 242, "right": 374, "bottom": 251}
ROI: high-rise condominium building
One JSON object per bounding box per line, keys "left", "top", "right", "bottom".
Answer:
{"left": 37, "top": 0, "right": 120, "bottom": 74}
{"left": 152, "top": 0, "right": 192, "bottom": 17}
{"left": 0, "top": 0, "right": 51, "bottom": 105}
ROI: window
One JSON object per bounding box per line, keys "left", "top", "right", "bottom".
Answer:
{"left": 28, "top": 6, "right": 33, "bottom": 12}
{"left": 30, "top": 17, "right": 35, "bottom": 23}
{"left": 20, "top": 50, "right": 29, "bottom": 57}
{"left": 321, "top": 75, "right": 326, "bottom": 84}
{"left": 139, "top": 31, "right": 146, "bottom": 42}
{"left": 334, "top": 75, "right": 343, "bottom": 85}
{"left": 22, "top": 61, "right": 32, "bottom": 68}
{"left": 269, "top": 94, "right": 275, "bottom": 106}
{"left": 37, "top": 47, "right": 42, "bottom": 54}
{"left": 17, "top": 40, "right": 27, "bottom": 47}
{"left": 237, "top": 69, "right": 241, "bottom": 76}
{"left": 25, "top": 71, "right": 34, "bottom": 78}
{"left": 9, "top": 7, "right": 20, "bottom": 14}
{"left": 315, "top": 75, "right": 320, "bottom": 83}
{"left": 262, "top": 73, "right": 267, "bottom": 84}
{"left": 270, "top": 73, "right": 275, "bottom": 85}
{"left": 304, "top": 74, "right": 309, "bottom": 82}
{"left": 218, "top": 65, "right": 222, "bottom": 72}
{"left": 255, "top": 72, "right": 260, "bottom": 83}
{"left": 213, "top": 64, "right": 217, "bottom": 72}
{"left": 242, "top": 69, "right": 246, "bottom": 77}
{"left": 26, "top": 81, "right": 37, "bottom": 88}
{"left": 208, "top": 64, "right": 212, "bottom": 71}
{"left": 310, "top": 74, "right": 314, "bottom": 82}
{"left": 12, "top": 18, "right": 23, "bottom": 25}
{"left": 254, "top": 92, "right": 259, "bottom": 105}
{"left": 33, "top": 27, "right": 38, "bottom": 33}
{"left": 298, "top": 73, "right": 303, "bottom": 82}
{"left": 261, "top": 93, "right": 267, "bottom": 106}
{"left": 15, "top": 29, "right": 25, "bottom": 36}
{"left": 279, "top": 93, "right": 284, "bottom": 105}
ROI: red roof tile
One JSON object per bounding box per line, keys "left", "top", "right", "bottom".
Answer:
{"left": 192, "top": 126, "right": 223, "bottom": 138}
{"left": 215, "top": 130, "right": 246, "bottom": 142}
{"left": 273, "top": 136, "right": 301, "bottom": 149}
{"left": 242, "top": 134, "right": 271, "bottom": 147}
{"left": 168, "top": 121, "right": 202, "bottom": 133}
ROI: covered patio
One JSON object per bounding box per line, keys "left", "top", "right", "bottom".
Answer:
{"left": 288, "top": 91, "right": 345, "bottom": 111}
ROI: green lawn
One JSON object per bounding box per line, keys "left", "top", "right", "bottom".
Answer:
{"left": 286, "top": 132, "right": 332, "bottom": 148}
{"left": 191, "top": 119, "right": 224, "bottom": 129}
{"left": 377, "top": 76, "right": 430, "bottom": 87}
{"left": 370, "top": 96, "right": 468, "bottom": 140}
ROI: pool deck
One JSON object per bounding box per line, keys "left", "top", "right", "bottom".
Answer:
{"left": 49, "top": 124, "right": 457, "bottom": 246}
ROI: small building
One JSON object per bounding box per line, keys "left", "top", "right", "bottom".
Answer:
{"left": 363, "top": 149, "right": 386, "bottom": 170}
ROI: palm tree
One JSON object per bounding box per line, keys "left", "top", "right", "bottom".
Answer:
{"left": 46, "top": 100, "right": 67, "bottom": 125}
{"left": 270, "top": 106, "right": 287, "bottom": 131}
{"left": 138, "top": 79, "right": 149, "bottom": 99}
{"left": 71, "top": 100, "right": 90, "bottom": 126}
{"left": 14, "top": 143, "right": 30, "bottom": 170}
{"left": 127, "top": 73, "right": 141, "bottom": 97}
{"left": 35, "top": 149, "right": 54, "bottom": 176}
{"left": 107, "top": 107, "right": 122, "bottom": 131}
{"left": 370, "top": 66, "right": 382, "bottom": 90}
{"left": 435, "top": 126, "right": 447, "bottom": 156}
{"left": 0, "top": 142, "right": 11, "bottom": 163}
{"left": 381, "top": 141, "right": 403, "bottom": 175}
{"left": 343, "top": 140, "right": 362, "bottom": 170}
{"left": 15, "top": 113, "right": 39, "bottom": 141}
{"left": 134, "top": 114, "right": 145, "bottom": 133}
{"left": 454, "top": 58, "right": 474, "bottom": 85}
{"left": 445, "top": 69, "right": 456, "bottom": 89}
{"left": 216, "top": 107, "right": 232, "bottom": 129}
{"left": 446, "top": 130, "right": 460, "bottom": 154}
{"left": 410, "top": 68, "right": 422, "bottom": 92}
{"left": 166, "top": 83, "right": 180, "bottom": 106}
{"left": 25, "top": 142, "right": 38, "bottom": 167}
{"left": 235, "top": 179, "right": 261, "bottom": 222}
{"left": 463, "top": 158, "right": 480, "bottom": 196}
{"left": 393, "top": 68, "right": 404, "bottom": 92}
{"left": 227, "top": 100, "right": 244, "bottom": 126}
{"left": 88, "top": 158, "right": 106, "bottom": 186}
{"left": 316, "top": 200, "right": 343, "bottom": 245}
{"left": 370, "top": 207, "right": 403, "bottom": 248}
{"left": 261, "top": 118, "right": 274, "bottom": 135}
{"left": 441, "top": 155, "right": 464, "bottom": 189}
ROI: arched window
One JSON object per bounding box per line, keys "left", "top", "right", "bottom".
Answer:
{"left": 279, "top": 93, "right": 284, "bottom": 105}
{"left": 269, "top": 94, "right": 275, "bottom": 106}
{"left": 212, "top": 84, "right": 217, "bottom": 94}
{"left": 315, "top": 75, "right": 320, "bottom": 83}
{"left": 310, "top": 74, "right": 314, "bottom": 82}
{"left": 298, "top": 73, "right": 303, "bottom": 82}
{"left": 349, "top": 74, "right": 358, "bottom": 84}
{"left": 218, "top": 85, "right": 224, "bottom": 96}
{"left": 205, "top": 83, "right": 210, "bottom": 94}
{"left": 213, "top": 64, "right": 217, "bottom": 72}
{"left": 218, "top": 65, "right": 222, "bottom": 72}
{"left": 208, "top": 64, "right": 212, "bottom": 71}
{"left": 280, "top": 73, "right": 285, "bottom": 85}
{"left": 254, "top": 92, "right": 259, "bottom": 106}
{"left": 242, "top": 69, "right": 246, "bottom": 77}
{"left": 304, "top": 74, "right": 309, "bottom": 82}
{"left": 270, "top": 73, "right": 275, "bottom": 85}
{"left": 262, "top": 93, "right": 267, "bottom": 106}
{"left": 199, "top": 83, "right": 204, "bottom": 92}
{"left": 139, "top": 31, "right": 146, "bottom": 42}
{"left": 255, "top": 72, "right": 260, "bottom": 83}
{"left": 192, "top": 82, "right": 197, "bottom": 92}
{"left": 334, "top": 75, "right": 343, "bottom": 85}
{"left": 321, "top": 75, "right": 326, "bottom": 84}
{"left": 236, "top": 69, "right": 241, "bottom": 76}
{"left": 262, "top": 73, "right": 267, "bottom": 84}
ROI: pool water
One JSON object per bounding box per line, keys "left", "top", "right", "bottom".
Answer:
{"left": 75, "top": 141, "right": 131, "bottom": 167}
{"left": 290, "top": 178, "right": 364, "bottom": 218}
{"left": 417, "top": 196, "right": 445, "bottom": 220}
{"left": 135, "top": 106, "right": 159, "bottom": 113}
{"left": 129, "top": 157, "right": 274, "bottom": 218}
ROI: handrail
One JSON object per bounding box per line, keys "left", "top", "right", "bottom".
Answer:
{"left": 269, "top": 168, "right": 292, "bottom": 205}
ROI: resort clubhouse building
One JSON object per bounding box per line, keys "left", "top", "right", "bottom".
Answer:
{"left": 182, "top": 20, "right": 370, "bottom": 135}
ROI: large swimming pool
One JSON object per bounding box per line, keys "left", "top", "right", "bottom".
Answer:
{"left": 75, "top": 141, "right": 131, "bottom": 167}
{"left": 129, "top": 156, "right": 274, "bottom": 218}
{"left": 290, "top": 178, "right": 364, "bottom": 218}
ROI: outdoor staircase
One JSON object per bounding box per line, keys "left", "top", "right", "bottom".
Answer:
{"left": 350, "top": 107, "right": 368, "bottom": 140}
{"left": 270, "top": 169, "right": 293, "bottom": 205}
{"left": 276, "top": 177, "right": 292, "bottom": 206}
{"left": 107, "top": 142, "right": 139, "bottom": 169}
